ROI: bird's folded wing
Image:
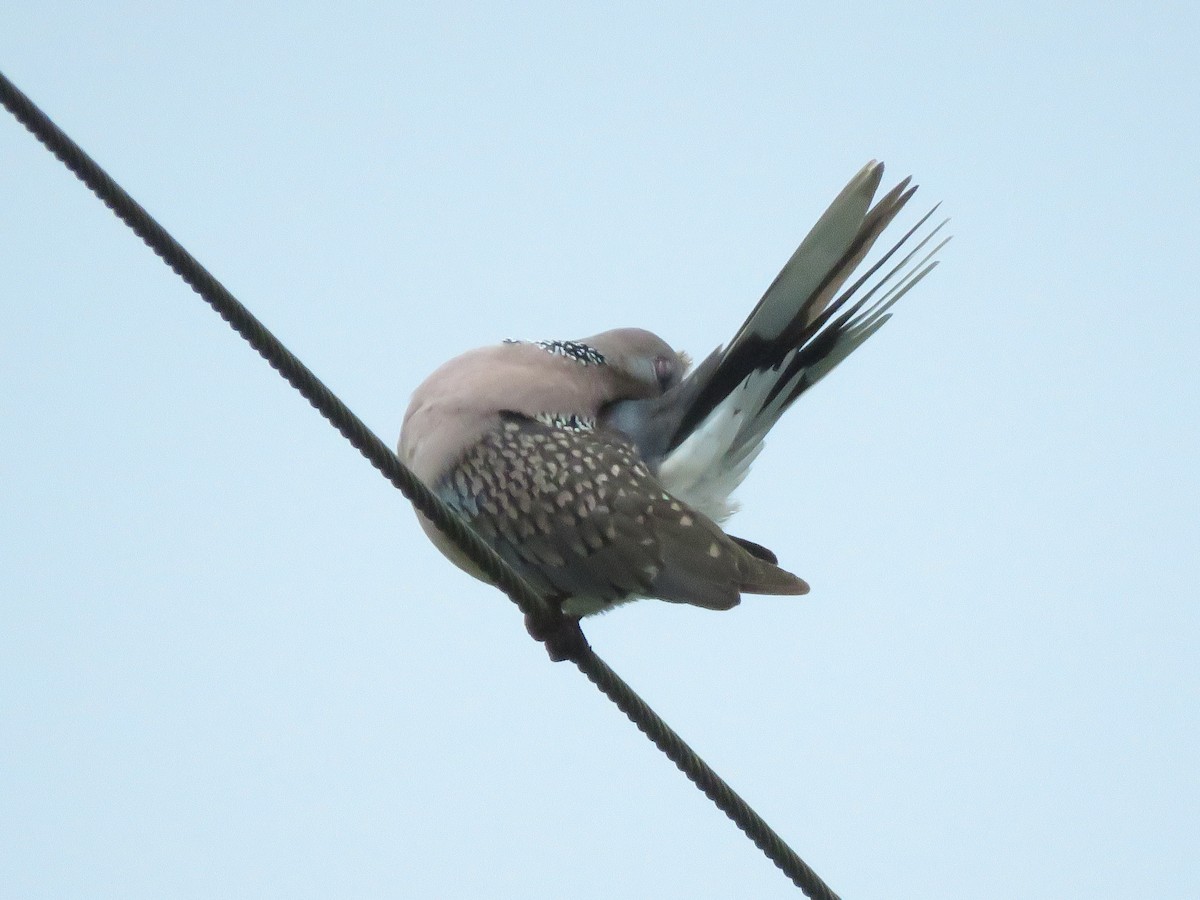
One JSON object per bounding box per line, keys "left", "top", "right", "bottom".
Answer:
{"left": 436, "top": 414, "right": 805, "bottom": 615}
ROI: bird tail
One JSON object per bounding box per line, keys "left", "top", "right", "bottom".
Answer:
{"left": 656, "top": 161, "right": 950, "bottom": 521}
{"left": 737, "top": 554, "right": 811, "bottom": 596}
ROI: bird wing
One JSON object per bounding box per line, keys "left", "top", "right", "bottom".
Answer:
{"left": 435, "top": 414, "right": 807, "bottom": 617}
{"left": 603, "top": 161, "right": 949, "bottom": 522}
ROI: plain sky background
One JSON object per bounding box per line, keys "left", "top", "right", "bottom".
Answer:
{"left": 2, "top": 4, "right": 1197, "bottom": 898}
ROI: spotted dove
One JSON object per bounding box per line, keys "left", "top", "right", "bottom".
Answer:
{"left": 400, "top": 161, "right": 947, "bottom": 633}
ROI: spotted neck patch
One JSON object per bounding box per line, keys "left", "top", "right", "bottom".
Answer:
{"left": 535, "top": 411, "right": 596, "bottom": 432}
{"left": 504, "top": 338, "right": 607, "bottom": 367}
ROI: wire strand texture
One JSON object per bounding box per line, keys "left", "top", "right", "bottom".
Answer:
{"left": 1, "top": 69, "right": 840, "bottom": 900}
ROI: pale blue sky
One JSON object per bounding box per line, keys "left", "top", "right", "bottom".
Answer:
{"left": 2, "top": 3, "right": 1197, "bottom": 898}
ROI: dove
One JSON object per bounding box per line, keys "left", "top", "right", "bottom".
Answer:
{"left": 399, "top": 161, "right": 946, "bottom": 646}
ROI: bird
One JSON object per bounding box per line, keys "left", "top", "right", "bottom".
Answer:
{"left": 399, "top": 160, "right": 947, "bottom": 656}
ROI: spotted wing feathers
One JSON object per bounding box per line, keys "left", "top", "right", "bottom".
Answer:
{"left": 436, "top": 415, "right": 808, "bottom": 617}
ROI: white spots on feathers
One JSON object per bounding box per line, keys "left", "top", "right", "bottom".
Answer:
{"left": 504, "top": 338, "right": 607, "bottom": 367}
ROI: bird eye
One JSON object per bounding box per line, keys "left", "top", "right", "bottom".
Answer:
{"left": 653, "top": 356, "right": 675, "bottom": 391}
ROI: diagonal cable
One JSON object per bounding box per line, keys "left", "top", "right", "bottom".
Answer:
{"left": 0, "top": 69, "right": 839, "bottom": 900}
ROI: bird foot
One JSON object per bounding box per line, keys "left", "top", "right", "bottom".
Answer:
{"left": 525, "top": 610, "right": 590, "bottom": 662}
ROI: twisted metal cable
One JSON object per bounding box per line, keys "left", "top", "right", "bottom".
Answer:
{"left": 1, "top": 69, "right": 839, "bottom": 900}
{"left": 577, "top": 650, "right": 839, "bottom": 898}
